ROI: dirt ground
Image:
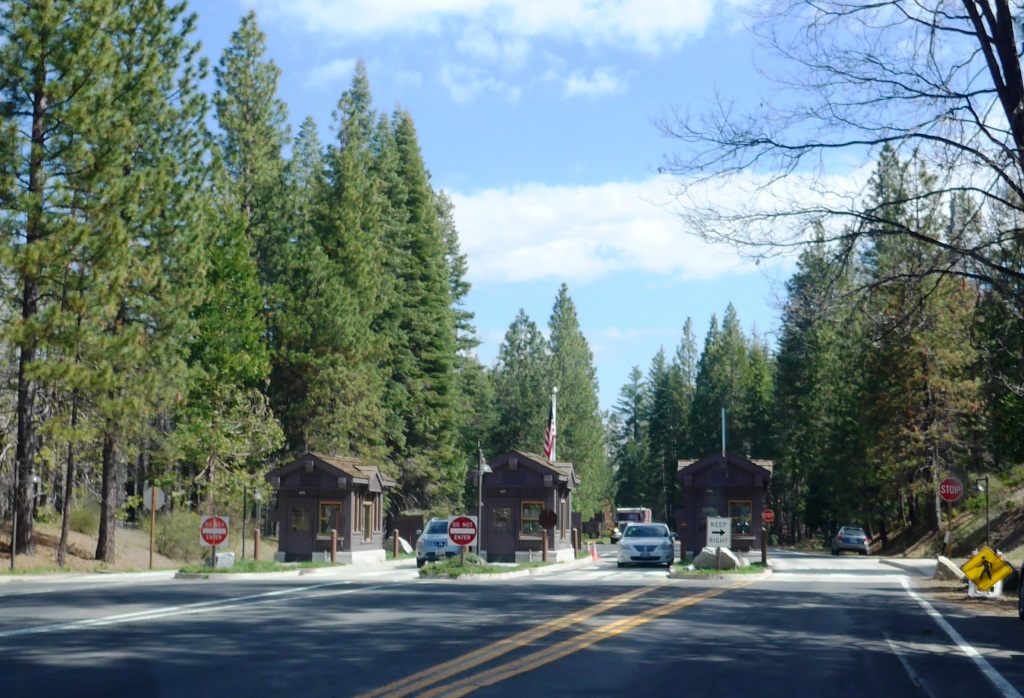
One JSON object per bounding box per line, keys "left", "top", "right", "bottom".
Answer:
{"left": 913, "top": 577, "right": 1020, "bottom": 618}
{"left": 0, "top": 520, "right": 277, "bottom": 573}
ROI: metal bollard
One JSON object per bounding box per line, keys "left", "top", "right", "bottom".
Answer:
{"left": 330, "top": 529, "right": 337, "bottom": 564}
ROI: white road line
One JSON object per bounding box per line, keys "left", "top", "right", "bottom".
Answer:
{"left": 0, "top": 581, "right": 379, "bottom": 640}
{"left": 885, "top": 633, "right": 936, "bottom": 698}
{"left": 902, "top": 579, "right": 1023, "bottom": 698}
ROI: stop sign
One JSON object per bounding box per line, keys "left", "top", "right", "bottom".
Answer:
{"left": 762, "top": 509, "right": 775, "bottom": 524}
{"left": 448, "top": 516, "right": 477, "bottom": 546}
{"left": 200, "top": 515, "right": 229, "bottom": 547}
{"left": 939, "top": 478, "right": 963, "bottom": 502}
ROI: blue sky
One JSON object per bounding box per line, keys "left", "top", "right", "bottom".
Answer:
{"left": 192, "top": 1, "right": 797, "bottom": 412}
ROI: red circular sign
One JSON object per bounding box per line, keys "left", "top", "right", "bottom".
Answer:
{"left": 939, "top": 478, "right": 963, "bottom": 502}
{"left": 200, "top": 515, "right": 229, "bottom": 546}
{"left": 762, "top": 509, "right": 775, "bottom": 524}
{"left": 448, "top": 516, "right": 477, "bottom": 546}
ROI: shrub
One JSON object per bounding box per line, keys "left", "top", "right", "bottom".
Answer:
{"left": 140, "top": 510, "right": 204, "bottom": 562}
{"left": 69, "top": 497, "right": 101, "bottom": 535}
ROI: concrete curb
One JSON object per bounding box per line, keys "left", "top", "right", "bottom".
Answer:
{"left": 877, "top": 558, "right": 936, "bottom": 578}
{"left": 418, "top": 554, "right": 598, "bottom": 581}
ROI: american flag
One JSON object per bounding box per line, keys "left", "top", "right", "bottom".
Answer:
{"left": 543, "top": 396, "right": 556, "bottom": 461}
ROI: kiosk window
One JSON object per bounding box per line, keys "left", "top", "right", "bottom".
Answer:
{"left": 521, "top": 501, "right": 543, "bottom": 536}
{"left": 729, "top": 500, "right": 752, "bottom": 535}
{"left": 291, "top": 507, "right": 310, "bottom": 532}
{"left": 319, "top": 502, "right": 342, "bottom": 535}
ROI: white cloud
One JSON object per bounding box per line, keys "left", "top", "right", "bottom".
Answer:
{"left": 250, "top": 0, "right": 718, "bottom": 53}
{"left": 562, "top": 67, "right": 626, "bottom": 98}
{"left": 304, "top": 58, "right": 357, "bottom": 89}
{"left": 448, "top": 177, "right": 761, "bottom": 285}
{"left": 447, "top": 169, "right": 871, "bottom": 288}
{"left": 439, "top": 63, "right": 521, "bottom": 103}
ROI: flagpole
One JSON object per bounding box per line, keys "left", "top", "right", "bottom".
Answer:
{"left": 551, "top": 386, "right": 558, "bottom": 461}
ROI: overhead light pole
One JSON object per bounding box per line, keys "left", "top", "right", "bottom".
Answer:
{"left": 975, "top": 475, "right": 990, "bottom": 548}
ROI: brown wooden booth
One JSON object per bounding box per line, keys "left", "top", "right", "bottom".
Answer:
{"left": 266, "top": 452, "right": 396, "bottom": 565}
{"left": 672, "top": 451, "right": 773, "bottom": 558}
{"left": 476, "top": 450, "right": 579, "bottom": 563}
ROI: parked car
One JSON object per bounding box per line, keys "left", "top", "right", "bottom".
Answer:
{"left": 415, "top": 518, "right": 461, "bottom": 568}
{"left": 616, "top": 522, "right": 675, "bottom": 567}
{"left": 831, "top": 526, "right": 870, "bottom": 555}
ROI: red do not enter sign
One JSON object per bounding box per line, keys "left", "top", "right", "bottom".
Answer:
{"left": 200, "top": 515, "right": 229, "bottom": 547}
{"left": 939, "top": 478, "right": 963, "bottom": 503}
{"left": 448, "top": 516, "right": 477, "bottom": 546}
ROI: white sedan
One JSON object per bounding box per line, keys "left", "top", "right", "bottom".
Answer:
{"left": 616, "top": 523, "right": 675, "bottom": 568}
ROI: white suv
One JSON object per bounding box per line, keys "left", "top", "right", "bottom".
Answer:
{"left": 415, "top": 518, "right": 461, "bottom": 568}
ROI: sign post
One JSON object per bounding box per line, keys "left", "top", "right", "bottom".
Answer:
{"left": 761, "top": 509, "right": 774, "bottom": 565}
{"left": 448, "top": 515, "right": 477, "bottom": 565}
{"left": 939, "top": 478, "right": 963, "bottom": 558}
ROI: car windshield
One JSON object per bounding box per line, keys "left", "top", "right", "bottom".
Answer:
{"left": 840, "top": 527, "right": 865, "bottom": 536}
{"left": 425, "top": 521, "right": 448, "bottom": 534}
{"left": 624, "top": 526, "right": 668, "bottom": 538}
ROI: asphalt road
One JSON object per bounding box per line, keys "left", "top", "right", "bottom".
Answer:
{"left": 0, "top": 549, "right": 1021, "bottom": 698}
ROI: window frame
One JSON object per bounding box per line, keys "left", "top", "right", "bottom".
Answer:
{"left": 520, "top": 501, "right": 544, "bottom": 538}
{"left": 318, "top": 501, "right": 343, "bottom": 539}
{"left": 728, "top": 499, "right": 752, "bottom": 536}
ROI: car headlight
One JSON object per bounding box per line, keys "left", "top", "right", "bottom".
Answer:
{"left": 660, "top": 542, "right": 672, "bottom": 550}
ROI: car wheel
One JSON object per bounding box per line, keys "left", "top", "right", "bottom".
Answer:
{"left": 860, "top": 550, "right": 867, "bottom": 555}
{"left": 416, "top": 558, "right": 425, "bottom": 568}
{"left": 831, "top": 548, "right": 838, "bottom": 556}
{"left": 617, "top": 562, "right": 624, "bottom": 568}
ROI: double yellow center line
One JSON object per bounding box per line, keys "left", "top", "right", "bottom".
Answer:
{"left": 358, "top": 580, "right": 749, "bottom": 698}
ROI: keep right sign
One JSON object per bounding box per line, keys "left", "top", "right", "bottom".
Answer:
{"left": 706, "top": 517, "right": 732, "bottom": 548}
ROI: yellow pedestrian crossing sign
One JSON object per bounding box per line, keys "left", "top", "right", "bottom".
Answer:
{"left": 960, "top": 546, "right": 1014, "bottom": 592}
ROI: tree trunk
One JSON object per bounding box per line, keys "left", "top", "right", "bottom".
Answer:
{"left": 95, "top": 432, "right": 121, "bottom": 564}
{"left": 57, "top": 393, "right": 79, "bottom": 567}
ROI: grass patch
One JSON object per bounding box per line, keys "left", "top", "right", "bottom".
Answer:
{"left": 0, "top": 564, "right": 72, "bottom": 576}
{"left": 417, "top": 555, "right": 551, "bottom": 578}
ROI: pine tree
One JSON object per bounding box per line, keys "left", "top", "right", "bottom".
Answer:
{"left": 378, "top": 109, "right": 460, "bottom": 510}
{"left": 547, "top": 284, "right": 610, "bottom": 519}
{"left": 611, "top": 366, "right": 651, "bottom": 509}
{"left": 489, "top": 310, "right": 550, "bottom": 453}
{"left": 0, "top": 1, "right": 211, "bottom": 562}
{"left": 212, "top": 10, "right": 289, "bottom": 283}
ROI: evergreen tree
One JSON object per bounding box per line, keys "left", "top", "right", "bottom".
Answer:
{"left": 91, "top": 0, "right": 211, "bottom": 562}
{"left": 489, "top": 310, "right": 550, "bottom": 453}
{"left": 212, "top": 10, "right": 289, "bottom": 282}
{"left": 547, "top": 284, "right": 610, "bottom": 518}
{"left": 378, "top": 109, "right": 460, "bottom": 510}
{"left": 611, "top": 366, "right": 651, "bottom": 509}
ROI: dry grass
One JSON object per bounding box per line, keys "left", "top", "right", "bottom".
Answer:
{"left": 0, "top": 519, "right": 277, "bottom": 574}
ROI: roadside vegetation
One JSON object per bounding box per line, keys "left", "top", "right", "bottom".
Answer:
{"left": 417, "top": 555, "right": 551, "bottom": 578}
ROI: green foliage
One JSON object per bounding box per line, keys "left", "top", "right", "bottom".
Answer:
{"left": 69, "top": 497, "right": 102, "bottom": 536}
{"left": 416, "top": 554, "right": 546, "bottom": 578}
{"left": 141, "top": 510, "right": 205, "bottom": 562}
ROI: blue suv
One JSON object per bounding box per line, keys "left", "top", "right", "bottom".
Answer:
{"left": 415, "top": 518, "right": 461, "bottom": 568}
